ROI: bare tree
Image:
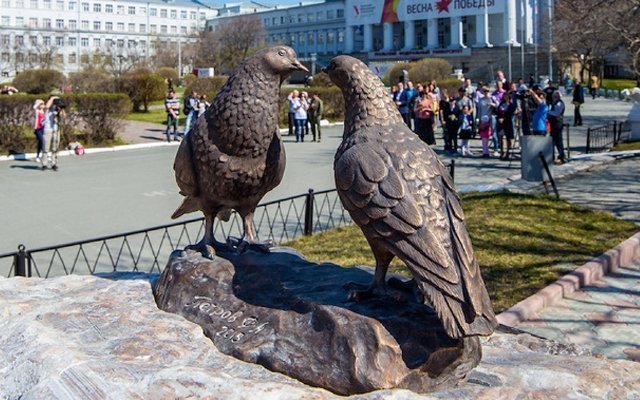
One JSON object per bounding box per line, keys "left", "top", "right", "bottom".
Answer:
{"left": 102, "top": 45, "right": 146, "bottom": 78}
{"left": 193, "top": 15, "right": 266, "bottom": 74}
{"left": 595, "top": 0, "right": 640, "bottom": 81}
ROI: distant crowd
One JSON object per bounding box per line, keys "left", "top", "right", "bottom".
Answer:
{"left": 286, "top": 90, "right": 324, "bottom": 143}
{"left": 164, "top": 90, "right": 210, "bottom": 143}
{"left": 389, "top": 71, "right": 598, "bottom": 164}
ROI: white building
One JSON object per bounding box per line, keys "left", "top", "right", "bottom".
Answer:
{"left": 0, "top": 0, "right": 218, "bottom": 78}
{"left": 209, "top": 0, "right": 551, "bottom": 81}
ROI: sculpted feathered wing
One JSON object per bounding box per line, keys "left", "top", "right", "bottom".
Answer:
{"left": 172, "top": 118, "right": 204, "bottom": 219}
{"left": 335, "top": 129, "right": 496, "bottom": 338}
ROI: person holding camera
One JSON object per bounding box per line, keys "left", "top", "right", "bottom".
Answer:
{"left": 529, "top": 87, "right": 549, "bottom": 136}
{"left": 41, "top": 95, "right": 66, "bottom": 171}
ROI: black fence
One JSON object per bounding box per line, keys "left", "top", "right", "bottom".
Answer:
{"left": 0, "top": 189, "right": 352, "bottom": 279}
{"left": 586, "top": 121, "right": 630, "bottom": 154}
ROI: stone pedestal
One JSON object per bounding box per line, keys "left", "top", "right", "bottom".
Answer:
{"left": 520, "top": 134, "right": 553, "bottom": 182}
{"left": 153, "top": 248, "right": 481, "bottom": 396}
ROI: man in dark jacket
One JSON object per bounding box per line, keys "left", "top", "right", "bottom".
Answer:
{"left": 572, "top": 80, "right": 584, "bottom": 126}
{"left": 308, "top": 92, "right": 324, "bottom": 142}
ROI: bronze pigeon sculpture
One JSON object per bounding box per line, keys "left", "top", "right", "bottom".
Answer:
{"left": 172, "top": 46, "right": 308, "bottom": 256}
{"left": 325, "top": 55, "right": 497, "bottom": 339}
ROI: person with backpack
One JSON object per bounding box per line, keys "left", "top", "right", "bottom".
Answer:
{"left": 183, "top": 90, "right": 199, "bottom": 136}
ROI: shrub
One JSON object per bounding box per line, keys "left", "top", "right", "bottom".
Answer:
{"left": 183, "top": 76, "right": 228, "bottom": 99}
{"left": 308, "top": 72, "right": 334, "bottom": 87}
{"left": 118, "top": 68, "right": 165, "bottom": 111}
{"left": 408, "top": 58, "right": 454, "bottom": 85}
{"left": 181, "top": 73, "right": 197, "bottom": 88}
{"left": 11, "top": 69, "right": 66, "bottom": 94}
{"left": 438, "top": 78, "right": 465, "bottom": 98}
{"left": 0, "top": 93, "right": 131, "bottom": 154}
{"left": 69, "top": 68, "right": 116, "bottom": 93}
{"left": 155, "top": 67, "right": 178, "bottom": 84}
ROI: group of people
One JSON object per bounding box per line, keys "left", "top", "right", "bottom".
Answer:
{"left": 164, "top": 90, "right": 210, "bottom": 142}
{"left": 392, "top": 70, "right": 573, "bottom": 164}
{"left": 287, "top": 90, "right": 324, "bottom": 143}
{"left": 32, "top": 95, "right": 66, "bottom": 171}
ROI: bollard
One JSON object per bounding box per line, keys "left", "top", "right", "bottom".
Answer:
{"left": 304, "top": 189, "right": 315, "bottom": 236}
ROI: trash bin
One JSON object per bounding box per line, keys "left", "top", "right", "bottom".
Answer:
{"left": 521, "top": 134, "right": 553, "bottom": 181}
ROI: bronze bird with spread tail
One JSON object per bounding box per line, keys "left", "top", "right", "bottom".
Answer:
{"left": 325, "top": 55, "right": 497, "bottom": 339}
{"left": 172, "top": 46, "right": 308, "bottom": 256}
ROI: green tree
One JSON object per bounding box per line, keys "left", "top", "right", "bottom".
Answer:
{"left": 119, "top": 68, "right": 165, "bottom": 111}
{"left": 408, "top": 58, "right": 453, "bottom": 85}
{"left": 69, "top": 67, "right": 116, "bottom": 93}
{"left": 11, "top": 69, "right": 66, "bottom": 94}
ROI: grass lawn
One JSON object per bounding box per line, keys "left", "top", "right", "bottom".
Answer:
{"left": 601, "top": 78, "right": 637, "bottom": 92}
{"left": 284, "top": 191, "right": 638, "bottom": 313}
{"left": 613, "top": 140, "right": 640, "bottom": 151}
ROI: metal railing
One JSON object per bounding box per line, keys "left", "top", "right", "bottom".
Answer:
{"left": 586, "top": 121, "right": 628, "bottom": 154}
{"left": 1, "top": 161, "right": 456, "bottom": 279}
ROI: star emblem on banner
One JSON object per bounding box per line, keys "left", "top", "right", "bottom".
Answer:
{"left": 436, "top": 0, "right": 452, "bottom": 13}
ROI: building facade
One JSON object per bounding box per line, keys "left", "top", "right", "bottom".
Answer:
{"left": 0, "top": 0, "right": 217, "bottom": 78}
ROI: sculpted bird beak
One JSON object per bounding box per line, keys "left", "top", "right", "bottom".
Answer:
{"left": 291, "top": 59, "right": 309, "bottom": 72}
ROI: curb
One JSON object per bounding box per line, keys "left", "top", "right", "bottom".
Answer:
{"left": 497, "top": 231, "right": 640, "bottom": 327}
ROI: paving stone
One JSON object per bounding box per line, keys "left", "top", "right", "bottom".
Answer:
{"left": 623, "top": 348, "right": 640, "bottom": 362}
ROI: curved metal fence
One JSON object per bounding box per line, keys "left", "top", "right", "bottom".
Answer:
{"left": 0, "top": 188, "right": 352, "bottom": 278}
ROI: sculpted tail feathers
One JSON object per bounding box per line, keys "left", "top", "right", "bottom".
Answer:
{"left": 171, "top": 196, "right": 200, "bottom": 219}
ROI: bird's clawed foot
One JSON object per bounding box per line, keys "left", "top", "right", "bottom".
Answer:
{"left": 226, "top": 236, "right": 274, "bottom": 254}
{"left": 343, "top": 281, "right": 408, "bottom": 303}
{"left": 185, "top": 240, "right": 216, "bottom": 260}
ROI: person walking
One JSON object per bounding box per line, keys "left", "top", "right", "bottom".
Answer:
{"left": 308, "top": 92, "right": 324, "bottom": 142}
{"left": 183, "top": 90, "right": 199, "bottom": 136}
{"left": 164, "top": 90, "right": 180, "bottom": 142}
{"left": 548, "top": 91, "right": 567, "bottom": 164}
{"left": 413, "top": 90, "right": 435, "bottom": 145}
{"left": 589, "top": 74, "right": 599, "bottom": 99}
{"left": 41, "top": 95, "right": 65, "bottom": 171}
{"left": 33, "top": 99, "right": 45, "bottom": 163}
{"left": 572, "top": 80, "right": 584, "bottom": 126}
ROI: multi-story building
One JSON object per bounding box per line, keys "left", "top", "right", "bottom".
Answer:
{"left": 208, "top": 0, "right": 553, "bottom": 82}
{"left": 0, "top": 0, "right": 217, "bottom": 78}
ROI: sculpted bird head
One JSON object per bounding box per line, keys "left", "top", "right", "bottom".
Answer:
{"left": 322, "top": 55, "right": 376, "bottom": 91}
{"left": 251, "top": 46, "right": 308, "bottom": 81}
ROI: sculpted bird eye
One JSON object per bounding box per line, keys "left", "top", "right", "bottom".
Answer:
{"left": 278, "top": 50, "right": 286, "bottom": 56}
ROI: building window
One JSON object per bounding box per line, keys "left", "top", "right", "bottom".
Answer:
{"left": 30, "top": 36, "right": 37, "bottom": 45}
{"left": 297, "top": 14, "right": 303, "bottom": 23}
{"left": 180, "top": 10, "right": 187, "bottom": 19}
{"left": 117, "top": 22, "right": 124, "bottom": 31}
{"left": 338, "top": 30, "right": 344, "bottom": 43}
{"left": 105, "top": 38, "right": 113, "bottom": 47}
{"left": 150, "top": 8, "right": 157, "bottom": 16}
{"left": 68, "top": 37, "right": 76, "bottom": 46}
{"left": 139, "top": 24, "right": 146, "bottom": 33}
{"left": 128, "top": 6, "right": 135, "bottom": 15}
{"left": 80, "top": 53, "right": 88, "bottom": 64}
{"left": 68, "top": 1, "right": 75, "bottom": 10}
{"left": 299, "top": 33, "right": 305, "bottom": 45}
{"left": 93, "top": 3, "right": 100, "bottom": 12}
{"left": 139, "top": 7, "right": 146, "bottom": 15}
{"left": 140, "top": 39, "right": 146, "bottom": 47}
{"left": 69, "top": 19, "right": 76, "bottom": 29}
{"left": 160, "top": 25, "right": 167, "bottom": 33}
{"left": 55, "top": 36, "right": 63, "bottom": 46}
{"left": 128, "top": 23, "right": 135, "bottom": 32}
{"left": 127, "top": 40, "right": 135, "bottom": 48}
{"left": 56, "top": 19, "right": 64, "bottom": 29}
{"left": 160, "top": 9, "right": 167, "bottom": 18}
{"left": 68, "top": 53, "right": 76, "bottom": 63}
{"left": 199, "top": 12, "right": 205, "bottom": 20}
{"left": 116, "top": 5, "right": 123, "bottom": 14}
{"left": 337, "top": 9, "right": 344, "bottom": 18}
{"left": 307, "top": 13, "right": 314, "bottom": 22}
{"left": 170, "top": 25, "right": 177, "bottom": 33}
{"left": 150, "top": 24, "right": 156, "bottom": 33}
{"left": 15, "top": 53, "right": 24, "bottom": 63}
{"left": 316, "top": 11, "right": 323, "bottom": 20}
{"left": 327, "top": 32, "right": 335, "bottom": 44}
{"left": 43, "top": 36, "right": 51, "bottom": 45}
{"left": 42, "top": 0, "right": 50, "bottom": 7}
{"left": 1, "top": 34, "right": 9, "bottom": 45}
{"left": 327, "top": 10, "right": 334, "bottom": 19}
{"left": 437, "top": 18, "right": 446, "bottom": 48}
{"left": 93, "top": 21, "right": 100, "bottom": 30}
{"left": 93, "top": 38, "right": 100, "bottom": 47}
{"left": 29, "top": 17, "right": 37, "bottom": 28}
{"left": 1, "top": 0, "right": 10, "bottom": 8}
{"left": 317, "top": 32, "right": 324, "bottom": 44}
{"left": 105, "top": 4, "right": 112, "bottom": 13}
{"left": 289, "top": 16, "right": 294, "bottom": 24}
{"left": 81, "top": 20, "right": 88, "bottom": 29}
{"left": 170, "top": 9, "right": 176, "bottom": 19}
{"left": 16, "top": 0, "right": 23, "bottom": 7}
{"left": 189, "top": 11, "right": 195, "bottom": 20}
{"left": 180, "top": 26, "right": 186, "bottom": 34}
{"left": 105, "top": 21, "right": 112, "bottom": 30}
{"left": 80, "top": 37, "right": 88, "bottom": 46}
{"left": 1, "top": 16, "right": 9, "bottom": 26}
{"left": 55, "top": 0, "right": 63, "bottom": 9}
{"left": 29, "top": 0, "right": 37, "bottom": 7}
{"left": 15, "top": 16, "right": 24, "bottom": 26}
{"left": 43, "top": 18, "right": 51, "bottom": 28}
{"left": 81, "top": 2, "right": 88, "bottom": 11}
{"left": 1, "top": 53, "right": 9, "bottom": 63}
{"left": 117, "top": 39, "right": 123, "bottom": 47}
